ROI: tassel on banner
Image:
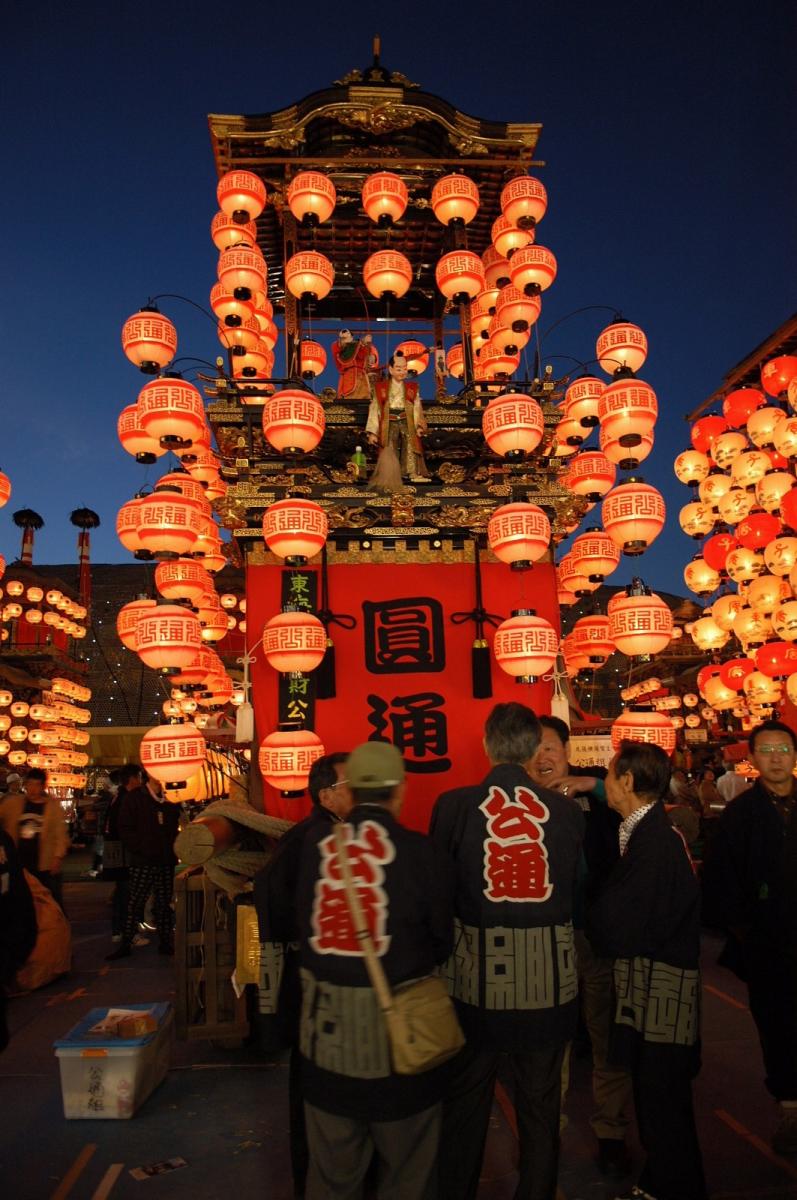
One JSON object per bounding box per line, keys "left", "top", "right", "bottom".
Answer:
{"left": 472, "top": 638, "right": 493, "bottom": 700}
{"left": 316, "top": 545, "right": 356, "bottom": 700}
{"left": 451, "top": 539, "right": 503, "bottom": 700}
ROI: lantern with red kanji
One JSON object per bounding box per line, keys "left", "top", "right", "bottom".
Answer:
{"left": 607, "top": 588, "right": 673, "bottom": 656}
{"left": 395, "top": 341, "right": 429, "bottom": 376}
{"left": 743, "top": 671, "right": 783, "bottom": 707}
{"left": 748, "top": 406, "right": 786, "bottom": 449}
{"left": 363, "top": 251, "right": 412, "bottom": 299}
{"left": 493, "top": 610, "right": 558, "bottom": 683}
{"left": 117, "top": 597, "right": 157, "bottom": 651}
{"left": 564, "top": 451, "right": 616, "bottom": 501}
{"left": 299, "top": 340, "right": 327, "bottom": 380}
{"left": 284, "top": 251, "right": 334, "bottom": 302}
{"left": 761, "top": 355, "right": 797, "bottom": 398}
{"left": 598, "top": 379, "right": 658, "bottom": 446}
{"left": 117, "top": 403, "right": 168, "bottom": 462}
{"left": 0, "top": 472, "right": 11, "bottom": 508}
{"left": 602, "top": 480, "right": 666, "bottom": 554}
{"left": 508, "top": 245, "right": 557, "bottom": 295}
{"left": 262, "top": 612, "right": 327, "bottom": 674}
{"left": 691, "top": 611, "right": 730, "bottom": 652}
{"left": 600, "top": 425, "right": 654, "bottom": 470}
{"left": 431, "top": 174, "right": 480, "bottom": 226}
{"left": 757, "top": 471, "right": 795, "bottom": 514}
{"left": 156, "top": 470, "right": 211, "bottom": 508}
{"left": 482, "top": 393, "right": 544, "bottom": 459}
{"left": 765, "top": 537, "right": 797, "bottom": 577}
{"left": 679, "top": 500, "right": 716, "bottom": 539}
{"left": 562, "top": 632, "right": 591, "bottom": 676}
{"left": 557, "top": 554, "right": 592, "bottom": 598}
{"left": 717, "top": 486, "right": 755, "bottom": 526}
{"left": 286, "top": 171, "right": 336, "bottom": 226}
{"left": 259, "top": 728, "right": 324, "bottom": 794}
{"left": 446, "top": 344, "right": 465, "bottom": 379}
{"left": 673, "top": 449, "right": 710, "bottom": 486}
{"left": 116, "top": 496, "right": 147, "bottom": 554}
{"left": 210, "top": 211, "right": 257, "bottom": 252}
{"left": 262, "top": 391, "right": 325, "bottom": 455}
{"left": 155, "top": 558, "right": 211, "bottom": 604}
{"left": 595, "top": 322, "right": 648, "bottom": 377}
{"left": 471, "top": 291, "right": 494, "bottom": 341}
{"left": 217, "top": 170, "right": 267, "bottom": 223}
{"left": 209, "top": 282, "right": 254, "bottom": 328}
{"left": 491, "top": 214, "right": 533, "bottom": 259}
{"left": 731, "top": 449, "right": 773, "bottom": 489}
{"left": 691, "top": 414, "right": 728, "bottom": 454}
{"left": 136, "top": 491, "right": 204, "bottom": 556}
{"left": 137, "top": 377, "right": 207, "bottom": 448}
{"left": 683, "top": 557, "right": 721, "bottom": 597}
{"left": 481, "top": 246, "right": 511, "bottom": 288}
{"left": 611, "top": 710, "right": 676, "bottom": 754}
{"left": 564, "top": 377, "right": 603, "bottom": 430}
{"left": 141, "top": 722, "right": 207, "bottom": 785}
{"left": 495, "top": 286, "right": 541, "bottom": 334}
{"left": 487, "top": 503, "right": 551, "bottom": 569}
{"left": 217, "top": 245, "right": 267, "bottom": 301}
{"left": 570, "top": 529, "right": 621, "bottom": 582}
{"left": 572, "top": 615, "right": 615, "bottom": 665}
{"left": 121, "top": 306, "right": 178, "bottom": 375}
{"left": 500, "top": 176, "right": 547, "bottom": 228}
{"left": 262, "top": 498, "right": 328, "bottom": 563}
{"left": 724, "top": 387, "right": 765, "bottom": 427}
{"left": 436, "top": 251, "right": 486, "bottom": 303}
{"left": 135, "top": 605, "right": 203, "bottom": 669}
{"left": 362, "top": 171, "right": 408, "bottom": 227}
{"left": 772, "top": 599, "right": 797, "bottom": 642}
{"left": 747, "top": 576, "right": 791, "bottom": 621}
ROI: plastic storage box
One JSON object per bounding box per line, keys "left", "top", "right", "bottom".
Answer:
{"left": 54, "top": 1002, "right": 173, "bottom": 1119}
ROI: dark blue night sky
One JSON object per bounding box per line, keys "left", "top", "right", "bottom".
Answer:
{"left": 3, "top": 0, "right": 795, "bottom": 593}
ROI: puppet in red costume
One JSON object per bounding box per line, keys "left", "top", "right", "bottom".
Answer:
{"left": 365, "top": 352, "right": 429, "bottom": 492}
{"left": 332, "top": 329, "right": 378, "bottom": 401}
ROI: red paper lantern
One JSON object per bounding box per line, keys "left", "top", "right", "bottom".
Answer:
{"left": 137, "top": 377, "right": 207, "bottom": 447}
{"left": 171, "top": 648, "right": 223, "bottom": 687}
{"left": 471, "top": 291, "right": 494, "bottom": 341}
{"left": 572, "top": 615, "right": 615, "bottom": 664}
{"left": 494, "top": 610, "right": 558, "bottom": 682}
{"left": 607, "top": 589, "right": 673, "bottom": 655}
{"left": 299, "top": 340, "right": 327, "bottom": 379}
{"left": 500, "top": 176, "right": 548, "bottom": 228}
{"left": 703, "top": 532, "right": 739, "bottom": 572}
{"left": 598, "top": 379, "right": 658, "bottom": 444}
{"left": 362, "top": 171, "right": 408, "bottom": 226}
{"left": 200, "top": 609, "right": 229, "bottom": 643}
{"left": 395, "top": 341, "right": 429, "bottom": 376}
{"left": 565, "top": 377, "right": 603, "bottom": 429}
{"left": 557, "top": 554, "right": 593, "bottom": 597}
{"left": 284, "top": 251, "right": 334, "bottom": 302}
{"left": 209, "top": 282, "right": 254, "bottom": 327}
{"left": 481, "top": 246, "right": 511, "bottom": 288}
{"left": 155, "top": 471, "right": 212, "bottom": 509}
{"left": 487, "top": 503, "right": 551, "bottom": 568}
{"left": 216, "top": 170, "right": 267, "bottom": 223}
{"left": 262, "top": 390, "right": 325, "bottom": 454}
{"left": 137, "top": 492, "right": 204, "bottom": 555}
{"left": 495, "top": 286, "right": 541, "bottom": 334}
{"left": 286, "top": 171, "right": 336, "bottom": 226}
{"left": 570, "top": 529, "right": 621, "bottom": 581}
{"left": 595, "top": 322, "right": 648, "bottom": 377}
{"left": 611, "top": 710, "right": 676, "bottom": 753}
{"left": 691, "top": 415, "right": 728, "bottom": 454}
{"left": 600, "top": 425, "right": 654, "bottom": 469}
{"left": 509, "top": 245, "right": 557, "bottom": 294}
{"left": 602, "top": 480, "right": 666, "bottom": 554}
{"left": 121, "top": 307, "right": 177, "bottom": 374}
{"left": 218, "top": 314, "right": 261, "bottom": 354}
{"left": 723, "top": 387, "right": 765, "bottom": 427}
{"left": 480, "top": 343, "right": 520, "bottom": 381}
{"left": 185, "top": 450, "right": 221, "bottom": 485}
{"left": 141, "top": 722, "right": 207, "bottom": 784}
{"left": 363, "top": 250, "right": 412, "bottom": 299}
{"left": 446, "top": 344, "right": 464, "bottom": 379}
{"left": 217, "top": 246, "right": 267, "bottom": 300}
{"left": 117, "top": 404, "right": 167, "bottom": 461}
{"left": 431, "top": 174, "right": 480, "bottom": 225}
{"left": 262, "top": 498, "right": 328, "bottom": 563}
{"left": 210, "top": 211, "right": 257, "bottom": 251}
{"left": 0, "top": 471, "right": 10, "bottom": 507}
{"left": 491, "top": 214, "right": 533, "bottom": 259}
{"left": 562, "top": 632, "right": 590, "bottom": 676}
{"left": 263, "top": 612, "right": 327, "bottom": 673}
{"left": 155, "top": 558, "right": 212, "bottom": 604}
{"left": 482, "top": 393, "right": 544, "bottom": 458}
{"left": 761, "top": 355, "right": 797, "bottom": 398}
{"left": 116, "top": 496, "right": 148, "bottom": 555}
{"left": 259, "top": 728, "right": 324, "bottom": 793}
{"left": 719, "top": 657, "right": 755, "bottom": 691}
{"left": 136, "top": 605, "right": 203, "bottom": 669}
{"left": 117, "top": 598, "right": 157, "bottom": 651}
{"left": 565, "top": 451, "right": 616, "bottom": 501}
{"left": 436, "top": 251, "right": 486, "bottom": 302}
{"left": 736, "top": 511, "right": 782, "bottom": 550}
{"left": 754, "top": 640, "right": 797, "bottom": 679}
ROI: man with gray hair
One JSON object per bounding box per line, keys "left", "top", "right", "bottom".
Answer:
{"left": 430, "top": 702, "right": 584, "bottom": 1200}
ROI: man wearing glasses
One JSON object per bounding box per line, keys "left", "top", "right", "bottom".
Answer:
{"left": 704, "top": 720, "right": 797, "bottom": 1154}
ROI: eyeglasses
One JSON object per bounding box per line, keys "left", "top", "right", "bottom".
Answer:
{"left": 756, "top": 744, "right": 793, "bottom": 756}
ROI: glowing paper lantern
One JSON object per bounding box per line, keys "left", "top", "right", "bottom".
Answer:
{"left": 395, "top": 341, "right": 429, "bottom": 376}
{"left": 262, "top": 391, "right": 325, "bottom": 454}
{"left": 691, "top": 415, "right": 728, "bottom": 454}
{"left": 137, "top": 492, "right": 204, "bottom": 555}
{"left": 726, "top": 547, "right": 765, "bottom": 583}
{"left": 487, "top": 503, "right": 551, "bottom": 568}
{"left": 712, "top": 431, "right": 749, "bottom": 470}
{"left": 596, "top": 322, "right": 648, "bottom": 376}
{"left": 431, "top": 174, "right": 480, "bottom": 225}
{"left": 570, "top": 530, "right": 621, "bottom": 582}
{"left": 217, "top": 245, "right": 267, "bottom": 300}
{"left": 673, "top": 449, "right": 710, "bottom": 486}
{"left": 263, "top": 498, "right": 328, "bottom": 563}
{"left": 137, "top": 377, "right": 207, "bottom": 447}
{"left": 611, "top": 710, "right": 676, "bottom": 753}
{"left": 720, "top": 658, "right": 755, "bottom": 691}
{"left": 508, "top": 245, "right": 557, "bottom": 294}
{"left": 299, "top": 340, "right": 327, "bottom": 380}
{"left": 572, "top": 615, "right": 615, "bottom": 664}
{"left": 598, "top": 379, "right": 658, "bottom": 446}
{"left": 500, "top": 176, "right": 547, "bottom": 228}
{"left": 136, "top": 605, "right": 203, "bottom": 669}
{"left": 602, "top": 480, "right": 666, "bottom": 554}
{"left": 259, "top": 728, "right": 324, "bottom": 793}
{"left": 747, "top": 573, "right": 791, "bottom": 613}
{"left": 116, "top": 497, "right": 147, "bottom": 554}
{"left": 761, "top": 355, "right": 797, "bottom": 398}
{"left": 565, "top": 451, "right": 616, "bottom": 501}
{"left": 436, "top": 251, "right": 486, "bottom": 302}
{"left": 743, "top": 671, "right": 783, "bottom": 706}
{"left": 684, "top": 557, "right": 721, "bottom": 597}
{"left": 734, "top": 606, "right": 772, "bottom": 648}
{"left": 363, "top": 250, "right": 413, "bottom": 299}
{"left": 691, "top": 612, "right": 730, "bottom": 652}
{"left": 700, "top": 472, "right": 733, "bottom": 509}
{"left": 284, "top": 251, "right": 334, "bottom": 302}
{"left": 724, "top": 387, "right": 765, "bottom": 427}
{"left": 116, "top": 598, "right": 157, "bottom": 651}
{"left": 755, "top": 640, "right": 797, "bottom": 679}
{"left": 210, "top": 211, "right": 257, "bottom": 251}
{"left": 757, "top": 471, "right": 795, "bottom": 514}
{"left": 286, "top": 171, "right": 336, "bottom": 226}
{"left": 773, "top": 600, "right": 797, "bottom": 642}
{"left": 121, "top": 307, "right": 177, "bottom": 374}
{"left": 565, "top": 377, "right": 603, "bottom": 429}
{"left": 607, "top": 589, "right": 673, "bottom": 655}
{"left": 140, "top": 723, "right": 207, "bottom": 785}
{"left": 262, "top": 612, "right": 326, "bottom": 673}
{"left": 557, "top": 555, "right": 592, "bottom": 598}
{"left": 736, "top": 511, "right": 782, "bottom": 550}
{"left": 0, "top": 472, "right": 11, "bottom": 507}
{"left": 362, "top": 171, "right": 408, "bottom": 226}
{"left": 209, "top": 282, "right": 254, "bottom": 327}
{"left": 446, "top": 344, "right": 464, "bottom": 379}
{"left": 117, "top": 405, "right": 167, "bottom": 461}
{"left": 216, "top": 170, "right": 267, "bottom": 223}
{"left": 731, "top": 449, "right": 772, "bottom": 489}
{"left": 482, "top": 393, "right": 544, "bottom": 459}
{"left": 491, "top": 214, "right": 533, "bottom": 259}
{"left": 748, "top": 406, "right": 786, "bottom": 449}
{"left": 493, "top": 610, "right": 558, "bottom": 683}
{"left": 717, "top": 487, "right": 755, "bottom": 526}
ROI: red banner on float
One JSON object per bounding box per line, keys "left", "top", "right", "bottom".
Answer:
{"left": 247, "top": 561, "right": 559, "bottom": 831}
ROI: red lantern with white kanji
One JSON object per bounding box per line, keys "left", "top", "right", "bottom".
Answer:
{"left": 611, "top": 710, "right": 676, "bottom": 753}
{"left": 500, "top": 176, "right": 548, "bottom": 228}
{"left": 362, "top": 171, "right": 408, "bottom": 226}
{"left": 121, "top": 307, "right": 178, "bottom": 374}
{"left": 570, "top": 529, "right": 621, "bottom": 582}
{"left": 217, "top": 246, "right": 267, "bottom": 301}
{"left": 754, "top": 641, "right": 797, "bottom": 679}
{"left": 286, "top": 171, "right": 336, "bottom": 226}
{"left": 137, "top": 377, "right": 207, "bottom": 447}
{"left": 487, "top": 503, "right": 551, "bottom": 569}
{"left": 137, "top": 492, "right": 204, "bottom": 555}
{"left": 363, "top": 251, "right": 413, "bottom": 299}
{"left": 436, "top": 251, "right": 486, "bottom": 302}
{"left": 494, "top": 610, "right": 558, "bottom": 683}
{"left": 431, "top": 175, "right": 480, "bottom": 225}
{"left": 262, "top": 390, "right": 325, "bottom": 455}
{"left": 564, "top": 451, "right": 617, "bottom": 501}
{"left": 259, "top": 728, "right": 324, "bottom": 793}
{"left": 262, "top": 498, "right": 328, "bottom": 563}
{"left": 117, "top": 598, "right": 157, "bottom": 651}
{"left": 691, "top": 414, "right": 728, "bottom": 454}
{"left": 216, "top": 170, "right": 266, "bottom": 223}
{"left": 596, "top": 322, "right": 648, "bottom": 376}
{"left": 736, "top": 511, "right": 782, "bottom": 550}
{"left": 509, "top": 245, "right": 557, "bottom": 294}
{"left": 607, "top": 589, "right": 673, "bottom": 655}
{"left": 136, "top": 605, "right": 203, "bottom": 669}
{"left": 602, "top": 480, "right": 666, "bottom": 554}
{"left": 141, "top": 722, "right": 207, "bottom": 785}
{"left": 299, "top": 340, "right": 327, "bottom": 379}
{"left": 284, "top": 251, "right": 334, "bottom": 302}
{"left": 762, "top": 356, "right": 797, "bottom": 398}
{"left": 482, "top": 393, "right": 544, "bottom": 458}
{"left": 263, "top": 612, "right": 327, "bottom": 674}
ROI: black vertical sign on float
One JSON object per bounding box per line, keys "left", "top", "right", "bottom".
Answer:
{"left": 277, "top": 568, "right": 318, "bottom": 730}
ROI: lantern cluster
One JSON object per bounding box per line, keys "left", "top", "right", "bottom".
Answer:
{"left": 0, "top": 675, "right": 92, "bottom": 789}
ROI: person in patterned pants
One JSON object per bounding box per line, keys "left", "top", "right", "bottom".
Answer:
{"left": 108, "top": 774, "right": 180, "bottom": 958}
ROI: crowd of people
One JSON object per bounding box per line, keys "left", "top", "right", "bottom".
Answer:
{"left": 1, "top": 709, "right": 796, "bottom": 1200}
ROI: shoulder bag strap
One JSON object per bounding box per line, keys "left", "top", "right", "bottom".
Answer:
{"left": 333, "top": 823, "right": 394, "bottom": 1013}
